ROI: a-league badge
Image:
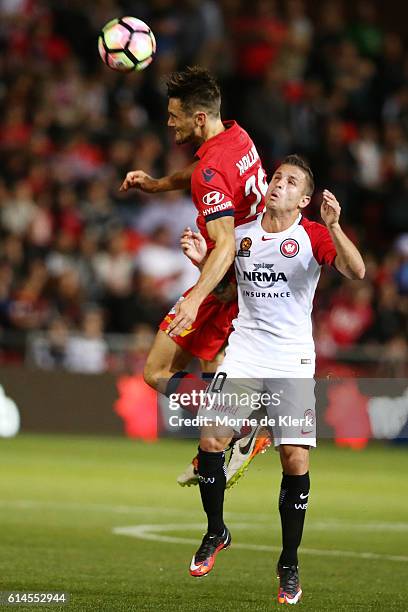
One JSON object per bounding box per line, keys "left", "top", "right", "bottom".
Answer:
{"left": 238, "top": 237, "right": 252, "bottom": 257}
{"left": 280, "top": 238, "right": 299, "bottom": 258}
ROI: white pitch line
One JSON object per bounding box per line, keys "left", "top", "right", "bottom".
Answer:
{"left": 0, "top": 500, "right": 408, "bottom": 533}
{"left": 0, "top": 499, "right": 269, "bottom": 520}
{"left": 113, "top": 523, "right": 408, "bottom": 563}
{"left": 0, "top": 499, "right": 172, "bottom": 515}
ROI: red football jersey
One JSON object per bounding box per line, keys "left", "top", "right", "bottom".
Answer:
{"left": 191, "top": 120, "right": 267, "bottom": 250}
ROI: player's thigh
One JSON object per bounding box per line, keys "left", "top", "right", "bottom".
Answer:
{"left": 264, "top": 370, "right": 316, "bottom": 448}
{"left": 144, "top": 330, "right": 192, "bottom": 392}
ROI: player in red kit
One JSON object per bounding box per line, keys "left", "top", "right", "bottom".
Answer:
{"left": 120, "top": 67, "right": 271, "bottom": 486}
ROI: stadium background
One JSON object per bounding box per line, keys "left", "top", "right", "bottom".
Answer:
{"left": 0, "top": 1, "right": 407, "bottom": 610}
{"left": 0, "top": 0, "right": 407, "bottom": 381}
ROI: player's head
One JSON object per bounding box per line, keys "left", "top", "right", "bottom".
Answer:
{"left": 166, "top": 66, "right": 221, "bottom": 144}
{"left": 266, "top": 155, "right": 314, "bottom": 213}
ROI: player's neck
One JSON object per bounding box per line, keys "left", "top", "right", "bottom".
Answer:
{"left": 201, "top": 118, "right": 225, "bottom": 143}
{"left": 261, "top": 210, "right": 300, "bottom": 233}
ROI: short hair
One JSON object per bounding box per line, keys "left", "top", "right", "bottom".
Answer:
{"left": 166, "top": 66, "right": 221, "bottom": 116}
{"left": 281, "top": 154, "right": 314, "bottom": 197}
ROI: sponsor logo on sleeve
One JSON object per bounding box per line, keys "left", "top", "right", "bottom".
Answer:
{"left": 280, "top": 238, "right": 299, "bottom": 258}
{"left": 202, "top": 191, "right": 225, "bottom": 206}
{"left": 202, "top": 201, "right": 233, "bottom": 216}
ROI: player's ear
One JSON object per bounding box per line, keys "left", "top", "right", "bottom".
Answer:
{"left": 299, "top": 195, "right": 311, "bottom": 209}
{"left": 194, "top": 111, "right": 206, "bottom": 127}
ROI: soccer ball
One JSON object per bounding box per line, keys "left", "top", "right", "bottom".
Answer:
{"left": 98, "top": 17, "right": 156, "bottom": 72}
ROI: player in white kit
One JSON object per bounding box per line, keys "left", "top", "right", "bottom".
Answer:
{"left": 181, "top": 155, "right": 365, "bottom": 604}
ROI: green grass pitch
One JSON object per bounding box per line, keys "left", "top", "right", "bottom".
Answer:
{"left": 0, "top": 435, "right": 407, "bottom": 611}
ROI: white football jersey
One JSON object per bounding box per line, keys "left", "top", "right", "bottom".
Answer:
{"left": 227, "top": 213, "right": 337, "bottom": 367}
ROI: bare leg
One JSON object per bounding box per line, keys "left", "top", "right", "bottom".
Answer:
{"left": 143, "top": 330, "right": 192, "bottom": 393}
{"left": 144, "top": 330, "right": 225, "bottom": 394}
{"left": 279, "top": 444, "right": 309, "bottom": 475}
{"left": 199, "top": 424, "right": 233, "bottom": 453}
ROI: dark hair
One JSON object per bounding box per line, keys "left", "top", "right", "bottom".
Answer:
{"left": 281, "top": 154, "right": 314, "bottom": 196}
{"left": 166, "top": 66, "right": 221, "bottom": 116}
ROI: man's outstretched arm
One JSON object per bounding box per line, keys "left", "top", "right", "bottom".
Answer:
{"left": 119, "top": 162, "right": 197, "bottom": 193}
{"left": 321, "top": 189, "right": 365, "bottom": 280}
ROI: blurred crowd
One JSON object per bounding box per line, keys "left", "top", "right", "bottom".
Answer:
{"left": 0, "top": 0, "right": 407, "bottom": 374}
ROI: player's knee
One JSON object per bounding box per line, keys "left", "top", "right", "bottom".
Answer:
{"left": 280, "top": 445, "right": 309, "bottom": 475}
{"left": 143, "top": 361, "right": 161, "bottom": 391}
{"left": 199, "top": 437, "right": 227, "bottom": 453}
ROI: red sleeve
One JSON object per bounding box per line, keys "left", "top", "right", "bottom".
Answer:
{"left": 301, "top": 218, "right": 337, "bottom": 266}
{"left": 192, "top": 166, "right": 235, "bottom": 223}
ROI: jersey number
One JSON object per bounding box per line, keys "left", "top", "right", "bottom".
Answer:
{"left": 244, "top": 168, "right": 268, "bottom": 218}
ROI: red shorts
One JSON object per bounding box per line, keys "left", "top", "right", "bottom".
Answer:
{"left": 159, "top": 287, "right": 238, "bottom": 361}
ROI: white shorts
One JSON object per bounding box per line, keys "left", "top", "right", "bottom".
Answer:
{"left": 198, "top": 354, "right": 316, "bottom": 447}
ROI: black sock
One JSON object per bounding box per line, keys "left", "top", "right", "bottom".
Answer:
{"left": 197, "top": 447, "right": 226, "bottom": 536}
{"left": 278, "top": 472, "right": 310, "bottom": 567}
{"left": 201, "top": 372, "right": 215, "bottom": 385}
